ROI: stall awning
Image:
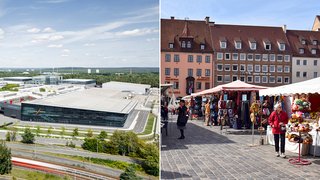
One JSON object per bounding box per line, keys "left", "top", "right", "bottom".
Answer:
{"left": 259, "top": 77, "right": 320, "bottom": 96}
{"left": 192, "top": 80, "right": 268, "bottom": 96}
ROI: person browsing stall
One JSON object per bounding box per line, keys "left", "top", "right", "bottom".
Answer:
{"left": 176, "top": 100, "right": 189, "bottom": 139}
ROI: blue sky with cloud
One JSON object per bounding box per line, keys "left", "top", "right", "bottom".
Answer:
{"left": 161, "top": 0, "right": 320, "bottom": 30}
{"left": 0, "top": 0, "right": 159, "bottom": 68}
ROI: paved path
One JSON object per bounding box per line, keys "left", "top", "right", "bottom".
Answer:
{"left": 161, "top": 117, "right": 320, "bottom": 180}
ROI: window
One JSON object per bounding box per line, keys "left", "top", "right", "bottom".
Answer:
{"left": 255, "top": 54, "right": 261, "bottom": 61}
{"left": 247, "top": 54, "right": 253, "bottom": 61}
{"left": 262, "top": 54, "right": 268, "bottom": 61}
{"left": 247, "top": 76, "right": 253, "bottom": 83}
{"left": 247, "top": 64, "right": 253, "bottom": 72}
{"left": 196, "top": 82, "right": 201, "bottom": 90}
{"left": 165, "top": 54, "right": 171, "bottom": 62}
{"left": 312, "top": 49, "right": 317, "bottom": 55}
{"left": 165, "top": 68, "right": 170, "bottom": 75}
{"left": 255, "top": 76, "right": 260, "bottom": 83}
{"left": 240, "top": 53, "right": 246, "bottom": 60}
{"left": 224, "top": 75, "right": 230, "bottom": 82}
{"left": 261, "top": 76, "right": 267, "bottom": 83}
{"left": 303, "top": 72, "right": 307, "bottom": 78}
{"left": 270, "top": 54, "right": 275, "bottom": 61}
{"left": 188, "top": 69, "right": 193, "bottom": 77}
{"left": 232, "top": 53, "right": 238, "bottom": 60}
{"left": 277, "top": 55, "right": 283, "bottom": 62}
{"left": 225, "top": 64, "right": 231, "bottom": 71}
{"left": 284, "top": 77, "right": 290, "bottom": 84}
{"left": 255, "top": 65, "right": 260, "bottom": 72}
{"left": 217, "top": 53, "right": 223, "bottom": 60}
{"left": 313, "top": 60, "right": 318, "bottom": 66}
{"left": 265, "top": 43, "right": 271, "bottom": 50}
{"left": 240, "top": 64, "right": 246, "bottom": 71}
{"left": 174, "top": 54, "right": 180, "bottom": 62}
{"left": 174, "top": 68, "right": 179, "bottom": 76}
{"left": 188, "top": 55, "right": 193, "bottom": 62}
{"left": 299, "top": 48, "right": 304, "bottom": 54}
{"left": 277, "top": 76, "right": 282, "bottom": 83}
{"left": 187, "top": 41, "right": 192, "bottom": 48}
{"left": 235, "top": 41, "right": 241, "bottom": 49}
{"left": 217, "top": 76, "right": 223, "bottom": 82}
{"left": 269, "top": 76, "right": 275, "bottom": 83}
{"left": 277, "top": 65, "right": 283, "bottom": 72}
{"left": 297, "top": 59, "right": 300, "bottom": 65}
{"left": 269, "top": 65, "right": 275, "bottom": 72}
{"left": 284, "top": 55, "right": 290, "bottom": 62}
{"left": 205, "top": 69, "right": 210, "bottom": 76}
{"left": 232, "top": 64, "right": 238, "bottom": 71}
{"left": 284, "top": 66, "right": 290, "bottom": 73}
{"left": 314, "top": 72, "right": 318, "bottom": 78}
{"left": 205, "top": 56, "right": 211, "bottom": 63}
{"left": 296, "top": 71, "right": 300, "bottom": 77}
{"left": 205, "top": 82, "right": 210, "bottom": 89}
{"left": 196, "top": 55, "right": 202, "bottom": 63}
{"left": 313, "top": 40, "right": 318, "bottom": 45}
{"left": 240, "top": 76, "right": 245, "bottom": 82}
{"left": 217, "top": 64, "right": 223, "bottom": 71}
{"left": 165, "top": 81, "right": 170, "bottom": 84}
{"left": 250, "top": 42, "right": 256, "bottom": 50}
{"left": 303, "top": 60, "right": 307, "bottom": 66}
{"left": 279, "top": 43, "right": 285, "bottom": 51}
{"left": 225, "top": 53, "right": 231, "bottom": 60}
{"left": 262, "top": 65, "right": 268, "bottom": 72}
{"left": 181, "top": 41, "right": 186, "bottom": 48}
{"left": 169, "top": 43, "right": 174, "bottom": 49}
{"left": 220, "top": 41, "right": 227, "bottom": 48}
{"left": 173, "top": 82, "right": 179, "bottom": 89}
{"left": 232, "top": 76, "right": 238, "bottom": 81}
{"left": 301, "top": 39, "right": 306, "bottom": 45}
{"left": 196, "top": 69, "right": 202, "bottom": 76}
{"left": 200, "top": 44, "right": 205, "bottom": 50}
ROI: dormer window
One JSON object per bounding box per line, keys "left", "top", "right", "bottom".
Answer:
{"left": 278, "top": 42, "right": 285, "bottom": 51}
{"left": 181, "top": 41, "right": 186, "bottom": 48}
{"left": 265, "top": 43, "right": 271, "bottom": 50}
{"left": 301, "top": 39, "right": 306, "bottom": 45}
{"left": 220, "top": 41, "right": 227, "bottom": 48}
{"left": 169, "top": 43, "right": 174, "bottom": 49}
{"left": 235, "top": 41, "right": 241, "bottom": 49}
{"left": 299, "top": 48, "right": 304, "bottom": 54}
{"left": 312, "top": 48, "right": 317, "bottom": 55}
{"left": 249, "top": 41, "right": 256, "bottom": 50}
{"left": 313, "top": 40, "right": 318, "bottom": 45}
{"left": 200, "top": 44, "right": 205, "bottom": 50}
{"left": 187, "top": 41, "right": 192, "bottom": 48}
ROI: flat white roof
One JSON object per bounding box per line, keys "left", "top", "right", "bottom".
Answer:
{"left": 63, "top": 79, "right": 95, "bottom": 82}
{"left": 23, "top": 88, "right": 137, "bottom": 114}
{"left": 3, "top": 77, "right": 32, "bottom": 80}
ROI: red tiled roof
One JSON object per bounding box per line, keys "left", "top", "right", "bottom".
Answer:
{"left": 209, "top": 24, "right": 291, "bottom": 54}
{"left": 161, "top": 18, "right": 213, "bottom": 53}
{"left": 286, "top": 30, "right": 320, "bottom": 57}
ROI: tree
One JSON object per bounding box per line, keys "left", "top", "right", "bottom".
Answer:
{"left": 39, "top": 88, "right": 46, "bottom": 92}
{"left": 21, "top": 128, "right": 35, "bottom": 144}
{"left": 60, "top": 127, "right": 66, "bottom": 136}
{"left": 47, "top": 126, "right": 53, "bottom": 135}
{"left": 81, "top": 138, "right": 97, "bottom": 152}
{"left": 119, "top": 165, "right": 142, "bottom": 180}
{"left": 36, "top": 126, "right": 41, "bottom": 136}
{"left": 86, "top": 129, "right": 93, "bottom": 138}
{"left": 109, "top": 131, "right": 140, "bottom": 156}
{"left": 97, "top": 131, "right": 107, "bottom": 141}
{"left": 72, "top": 128, "right": 79, "bottom": 137}
{"left": 0, "top": 141, "right": 12, "bottom": 175}
{"left": 5, "top": 132, "right": 10, "bottom": 141}
{"left": 10, "top": 131, "right": 16, "bottom": 141}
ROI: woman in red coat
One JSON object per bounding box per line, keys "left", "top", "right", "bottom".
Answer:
{"left": 268, "top": 103, "right": 288, "bottom": 158}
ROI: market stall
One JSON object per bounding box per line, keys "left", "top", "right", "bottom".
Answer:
{"left": 260, "top": 77, "right": 320, "bottom": 157}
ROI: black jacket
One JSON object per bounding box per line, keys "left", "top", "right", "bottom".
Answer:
{"left": 177, "top": 105, "right": 188, "bottom": 126}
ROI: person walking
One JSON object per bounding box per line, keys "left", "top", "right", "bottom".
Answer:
{"left": 204, "top": 99, "right": 210, "bottom": 126}
{"left": 176, "top": 100, "right": 189, "bottom": 139}
{"left": 268, "top": 103, "right": 288, "bottom": 158}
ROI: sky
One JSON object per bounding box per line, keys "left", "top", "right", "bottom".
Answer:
{"left": 161, "top": 0, "right": 320, "bottom": 30}
{"left": 0, "top": 0, "right": 159, "bottom": 68}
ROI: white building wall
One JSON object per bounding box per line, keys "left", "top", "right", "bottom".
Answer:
{"left": 292, "top": 57, "right": 320, "bottom": 83}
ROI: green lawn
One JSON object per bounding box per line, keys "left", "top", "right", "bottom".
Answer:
{"left": 7, "top": 167, "right": 70, "bottom": 180}
{"left": 139, "top": 113, "right": 155, "bottom": 135}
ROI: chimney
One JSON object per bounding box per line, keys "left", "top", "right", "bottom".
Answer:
{"left": 205, "top": 16, "right": 210, "bottom": 24}
{"left": 282, "top": 24, "right": 287, "bottom": 33}
{"left": 170, "top": 16, "right": 175, "bottom": 20}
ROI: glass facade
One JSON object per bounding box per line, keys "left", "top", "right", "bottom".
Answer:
{"left": 21, "top": 104, "right": 128, "bottom": 127}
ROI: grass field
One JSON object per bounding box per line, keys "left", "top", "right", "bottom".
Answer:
{"left": 5, "top": 167, "right": 70, "bottom": 180}
{"left": 139, "top": 113, "right": 155, "bottom": 135}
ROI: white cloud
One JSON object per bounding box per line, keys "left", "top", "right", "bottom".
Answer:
{"left": 48, "top": 44, "right": 63, "bottom": 48}
{"left": 116, "top": 28, "right": 158, "bottom": 36}
{"left": 27, "top": 28, "right": 41, "bottom": 33}
{"left": 38, "top": 0, "right": 70, "bottom": 3}
{"left": 85, "top": 53, "right": 90, "bottom": 56}
{"left": 84, "top": 43, "right": 95, "bottom": 46}
{"left": 32, "top": 34, "right": 64, "bottom": 43}
{"left": 61, "top": 54, "right": 69, "bottom": 57}
{"left": 43, "top": 27, "right": 55, "bottom": 33}
{"left": 62, "top": 49, "right": 70, "bottom": 53}
{"left": 49, "top": 34, "right": 64, "bottom": 41}
{"left": 146, "top": 38, "right": 158, "bottom": 42}
{"left": 0, "top": 28, "right": 4, "bottom": 39}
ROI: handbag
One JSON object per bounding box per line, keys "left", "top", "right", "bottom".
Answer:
{"left": 277, "top": 113, "right": 286, "bottom": 132}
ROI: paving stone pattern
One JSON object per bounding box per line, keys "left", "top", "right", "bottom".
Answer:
{"left": 161, "top": 116, "right": 320, "bottom": 180}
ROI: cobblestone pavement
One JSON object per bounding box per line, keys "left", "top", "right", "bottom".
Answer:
{"left": 161, "top": 116, "right": 320, "bottom": 180}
